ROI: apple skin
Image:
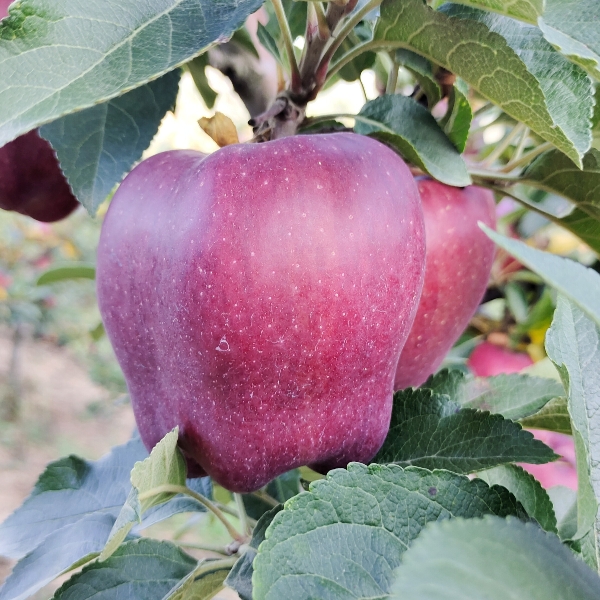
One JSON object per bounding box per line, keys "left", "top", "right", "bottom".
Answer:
{"left": 0, "top": 130, "right": 79, "bottom": 222}
{"left": 468, "top": 342, "right": 533, "bottom": 377}
{"left": 97, "top": 133, "right": 425, "bottom": 492}
{"left": 394, "top": 179, "right": 496, "bottom": 390}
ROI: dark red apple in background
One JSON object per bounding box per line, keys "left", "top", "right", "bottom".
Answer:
{"left": 0, "top": 130, "right": 79, "bottom": 223}
{"left": 97, "top": 133, "right": 425, "bottom": 492}
{"left": 394, "top": 179, "right": 496, "bottom": 390}
{"left": 1, "top": 0, "right": 78, "bottom": 222}
{"left": 468, "top": 341, "right": 533, "bottom": 377}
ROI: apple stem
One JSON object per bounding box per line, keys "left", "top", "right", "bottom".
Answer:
{"left": 480, "top": 184, "right": 565, "bottom": 223}
{"left": 175, "top": 541, "right": 232, "bottom": 556}
{"left": 251, "top": 489, "right": 280, "bottom": 507}
{"left": 386, "top": 55, "right": 399, "bottom": 94}
{"left": 234, "top": 493, "right": 252, "bottom": 536}
{"left": 500, "top": 141, "right": 553, "bottom": 173}
{"left": 250, "top": 91, "right": 306, "bottom": 140}
{"left": 508, "top": 126, "right": 530, "bottom": 166}
{"left": 139, "top": 483, "right": 247, "bottom": 542}
{"left": 251, "top": 0, "right": 383, "bottom": 137}
{"left": 297, "top": 1, "right": 345, "bottom": 97}
{"left": 480, "top": 122, "right": 527, "bottom": 168}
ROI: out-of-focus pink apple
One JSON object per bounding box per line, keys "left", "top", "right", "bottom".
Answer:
{"left": 0, "top": 130, "right": 79, "bottom": 222}
{"left": 97, "top": 133, "right": 426, "bottom": 492}
{"left": 522, "top": 430, "right": 576, "bottom": 490}
{"left": 394, "top": 179, "right": 496, "bottom": 389}
{"left": 0, "top": 0, "right": 12, "bottom": 19}
{"left": 468, "top": 341, "right": 533, "bottom": 377}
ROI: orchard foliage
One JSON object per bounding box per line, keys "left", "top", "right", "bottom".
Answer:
{"left": 0, "top": 0, "right": 600, "bottom": 599}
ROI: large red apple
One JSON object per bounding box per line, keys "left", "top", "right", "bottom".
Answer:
{"left": 394, "top": 179, "right": 496, "bottom": 390}
{"left": 97, "top": 133, "right": 425, "bottom": 492}
{"left": 0, "top": 130, "right": 79, "bottom": 222}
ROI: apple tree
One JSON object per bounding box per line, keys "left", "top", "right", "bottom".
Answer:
{"left": 1, "top": 0, "right": 600, "bottom": 599}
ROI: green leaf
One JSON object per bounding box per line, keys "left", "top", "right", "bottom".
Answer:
{"left": 482, "top": 226, "right": 600, "bottom": 329}
{"left": 0, "top": 0, "right": 263, "bottom": 146}
{"left": 0, "top": 436, "right": 148, "bottom": 560}
{"left": 439, "top": 78, "right": 472, "bottom": 153}
{"left": 477, "top": 464, "right": 557, "bottom": 532}
{"left": 243, "top": 470, "right": 300, "bottom": 521}
{"left": 395, "top": 49, "right": 442, "bottom": 108}
{"left": 36, "top": 263, "right": 96, "bottom": 285}
{"left": 230, "top": 26, "right": 259, "bottom": 60}
{"left": 520, "top": 396, "right": 572, "bottom": 434}
{"left": 0, "top": 514, "right": 113, "bottom": 600}
{"left": 521, "top": 149, "right": 600, "bottom": 220}
{"left": 559, "top": 207, "right": 600, "bottom": 254}
{"left": 89, "top": 321, "right": 105, "bottom": 341}
{"left": 100, "top": 429, "right": 187, "bottom": 561}
{"left": 225, "top": 505, "right": 283, "bottom": 600}
{"left": 446, "top": 0, "right": 544, "bottom": 24}
{"left": 548, "top": 486, "right": 578, "bottom": 540}
{"left": 252, "top": 464, "right": 529, "bottom": 600}
{"left": 593, "top": 86, "right": 600, "bottom": 150}
{"left": 373, "top": 388, "right": 557, "bottom": 472}
{"left": 40, "top": 70, "right": 180, "bottom": 216}
{"left": 256, "top": 22, "right": 282, "bottom": 65}
{"left": 460, "top": 373, "right": 565, "bottom": 421}
{"left": 138, "top": 477, "right": 212, "bottom": 532}
{"left": 131, "top": 429, "right": 187, "bottom": 512}
{"left": 355, "top": 95, "right": 471, "bottom": 186}
{"left": 52, "top": 539, "right": 197, "bottom": 600}
{"left": 545, "top": 296, "right": 600, "bottom": 569}
{"left": 514, "top": 286, "right": 555, "bottom": 335}
{"left": 539, "top": 0, "right": 600, "bottom": 81}
{"left": 441, "top": 4, "right": 594, "bottom": 159}
{"left": 422, "top": 369, "right": 565, "bottom": 424}
{"left": 336, "top": 25, "right": 376, "bottom": 82}
{"left": 374, "top": 0, "right": 590, "bottom": 165}
{"left": 187, "top": 54, "right": 217, "bottom": 109}
{"left": 162, "top": 558, "right": 235, "bottom": 600}
{"left": 390, "top": 516, "right": 600, "bottom": 599}
{"left": 421, "top": 368, "right": 468, "bottom": 399}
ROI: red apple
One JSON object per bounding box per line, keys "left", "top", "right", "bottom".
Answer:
{"left": 0, "top": 130, "right": 79, "bottom": 222}
{"left": 0, "top": 1, "right": 78, "bottom": 222}
{"left": 97, "top": 133, "right": 425, "bottom": 492}
{"left": 468, "top": 341, "right": 533, "bottom": 377}
{"left": 394, "top": 179, "right": 496, "bottom": 390}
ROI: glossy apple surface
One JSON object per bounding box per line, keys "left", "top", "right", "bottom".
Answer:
{"left": 97, "top": 133, "right": 426, "bottom": 492}
{"left": 0, "top": 130, "right": 79, "bottom": 222}
{"left": 394, "top": 179, "right": 496, "bottom": 390}
{"left": 468, "top": 341, "right": 533, "bottom": 377}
